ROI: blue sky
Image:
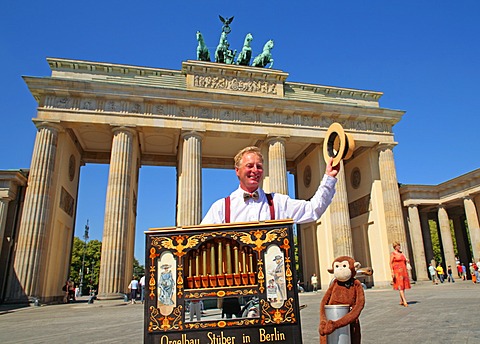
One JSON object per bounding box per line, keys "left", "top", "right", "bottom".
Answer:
{"left": 2, "top": 1, "right": 479, "bottom": 264}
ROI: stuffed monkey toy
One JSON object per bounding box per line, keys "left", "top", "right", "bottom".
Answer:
{"left": 319, "top": 256, "right": 365, "bottom": 344}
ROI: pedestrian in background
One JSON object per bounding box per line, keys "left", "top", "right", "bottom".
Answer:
{"left": 461, "top": 263, "right": 467, "bottom": 281}
{"left": 128, "top": 276, "right": 139, "bottom": 304}
{"left": 390, "top": 241, "right": 411, "bottom": 307}
{"left": 469, "top": 263, "right": 477, "bottom": 284}
{"left": 311, "top": 273, "right": 318, "bottom": 292}
{"left": 447, "top": 265, "right": 455, "bottom": 283}
{"left": 428, "top": 263, "right": 438, "bottom": 285}
{"left": 436, "top": 264, "right": 445, "bottom": 283}
{"left": 139, "top": 275, "right": 146, "bottom": 304}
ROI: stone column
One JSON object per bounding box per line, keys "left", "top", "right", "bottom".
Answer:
{"left": 177, "top": 131, "right": 203, "bottom": 226}
{"left": 0, "top": 199, "right": 10, "bottom": 247}
{"left": 267, "top": 137, "right": 288, "bottom": 195}
{"left": 407, "top": 205, "right": 428, "bottom": 280}
{"left": 437, "top": 205, "right": 456, "bottom": 269}
{"left": 10, "top": 122, "right": 60, "bottom": 301}
{"left": 452, "top": 215, "right": 469, "bottom": 269}
{"left": 99, "top": 127, "right": 136, "bottom": 298}
{"left": 464, "top": 196, "right": 480, "bottom": 261}
{"left": 377, "top": 144, "right": 408, "bottom": 254}
{"left": 420, "top": 212, "right": 434, "bottom": 262}
{"left": 329, "top": 161, "right": 353, "bottom": 257}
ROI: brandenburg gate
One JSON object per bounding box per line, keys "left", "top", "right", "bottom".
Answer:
{"left": 3, "top": 57, "right": 411, "bottom": 303}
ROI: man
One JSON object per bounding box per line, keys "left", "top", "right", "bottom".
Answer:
{"left": 201, "top": 146, "right": 338, "bottom": 225}
{"left": 428, "top": 263, "right": 437, "bottom": 285}
{"left": 128, "top": 276, "right": 139, "bottom": 304}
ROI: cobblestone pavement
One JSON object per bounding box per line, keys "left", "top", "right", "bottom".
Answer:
{"left": 0, "top": 280, "right": 479, "bottom": 343}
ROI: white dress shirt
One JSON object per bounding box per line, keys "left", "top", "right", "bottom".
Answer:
{"left": 201, "top": 174, "right": 337, "bottom": 225}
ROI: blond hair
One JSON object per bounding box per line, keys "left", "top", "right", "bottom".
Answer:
{"left": 234, "top": 146, "right": 263, "bottom": 168}
{"left": 392, "top": 241, "right": 401, "bottom": 249}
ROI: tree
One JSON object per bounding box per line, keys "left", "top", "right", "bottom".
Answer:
{"left": 133, "top": 257, "right": 145, "bottom": 277}
{"left": 69, "top": 236, "right": 145, "bottom": 294}
{"left": 70, "top": 237, "right": 102, "bottom": 294}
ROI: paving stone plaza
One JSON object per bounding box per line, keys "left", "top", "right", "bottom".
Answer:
{"left": 1, "top": 281, "right": 478, "bottom": 343}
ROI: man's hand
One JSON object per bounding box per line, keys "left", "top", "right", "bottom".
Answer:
{"left": 325, "top": 157, "right": 340, "bottom": 178}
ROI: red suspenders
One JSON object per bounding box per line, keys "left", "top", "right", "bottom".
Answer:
{"left": 224, "top": 193, "right": 275, "bottom": 223}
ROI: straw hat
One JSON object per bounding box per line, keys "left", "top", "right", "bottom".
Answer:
{"left": 323, "top": 122, "right": 356, "bottom": 166}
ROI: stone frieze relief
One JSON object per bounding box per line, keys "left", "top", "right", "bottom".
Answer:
{"left": 42, "top": 95, "right": 393, "bottom": 133}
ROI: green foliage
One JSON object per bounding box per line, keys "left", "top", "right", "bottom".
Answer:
{"left": 133, "top": 257, "right": 145, "bottom": 277}
{"left": 69, "top": 236, "right": 145, "bottom": 294}
{"left": 70, "top": 237, "right": 102, "bottom": 294}
{"left": 429, "top": 219, "right": 459, "bottom": 265}
{"left": 429, "top": 220, "right": 441, "bottom": 264}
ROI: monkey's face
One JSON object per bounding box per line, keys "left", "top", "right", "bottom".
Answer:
{"left": 333, "top": 260, "right": 353, "bottom": 282}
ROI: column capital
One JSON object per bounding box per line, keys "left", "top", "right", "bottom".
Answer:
{"left": 437, "top": 203, "right": 448, "bottom": 210}
{"left": 111, "top": 125, "right": 137, "bottom": 137}
{"left": 32, "top": 120, "right": 64, "bottom": 133}
{"left": 266, "top": 135, "right": 288, "bottom": 144}
{"left": 376, "top": 142, "right": 397, "bottom": 152}
{"left": 181, "top": 130, "right": 204, "bottom": 140}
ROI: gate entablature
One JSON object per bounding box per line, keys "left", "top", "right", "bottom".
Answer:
{"left": 24, "top": 58, "right": 403, "bottom": 168}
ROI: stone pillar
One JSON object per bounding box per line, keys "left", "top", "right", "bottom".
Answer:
{"left": 329, "top": 161, "right": 353, "bottom": 257}
{"left": 10, "top": 122, "right": 60, "bottom": 301}
{"left": 0, "top": 199, "right": 10, "bottom": 247}
{"left": 406, "top": 205, "right": 428, "bottom": 280}
{"left": 452, "top": 215, "right": 469, "bottom": 269}
{"left": 177, "top": 131, "right": 203, "bottom": 226}
{"left": 420, "top": 212, "right": 434, "bottom": 262}
{"left": 377, "top": 144, "right": 408, "bottom": 254}
{"left": 464, "top": 196, "right": 480, "bottom": 261}
{"left": 437, "top": 205, "right": 456, "bottom": 269}
{"left": 99, "top": 127, "right": 136, "bottom": 298}
{"left": 267, "top": 137, "right": 288, "bottom": 195}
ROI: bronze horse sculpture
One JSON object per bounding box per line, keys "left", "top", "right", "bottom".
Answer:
{"left": 215, "top": 32, "right": 229, "bottom": 63}
{"left": 236, "top": 33, "right": 253, "bottom": 66}
{"left": 252, "top": 39, "right": 274, "bottom": 68}
{"left": 196, "top": 31, "right": 211, "bottom": 62}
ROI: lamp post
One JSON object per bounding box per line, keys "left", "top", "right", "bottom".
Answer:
{"left": 79, "top": 220, "right": 89, "bottom": 297}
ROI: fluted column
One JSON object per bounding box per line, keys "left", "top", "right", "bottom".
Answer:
{"left": 452, "top": 215, "right": 469, "bottom": 268}
{"left": 99, "top": 127, "right": 136, "bottom": 298}
{"left": 177, "top": 131, "right": 203, "bottom": 226}
{"left": 377, "top": 144, "right": 408, "bottom": 253}
{"left": 329, "top": 161, "right": 353, "bottom": 257}
{"left": 437, "top": 205, "right": 456, "bottom": 269}
{"left": 420, "top": 212, "right": 434, "bottom": 262}
{"left": 0, "top": 199, "right": 10, "bottom": 247}
{"left": 464, "top": 196, "right": 480, "bottom": 261}
{"left": 267, "top": 137, "right": 288, "bottom": 195}
{"left": 10, "top": 122, "right": 60, "bottom": 301}
{"left": 407, "top": 205, "right": 428, "bottom": 280}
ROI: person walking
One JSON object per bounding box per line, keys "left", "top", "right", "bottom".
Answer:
{"left": 469, "top": 263, "right": 477, "bottom": 284}
{"left": 128, "top": 276, "right": 139, "bottom": 304}
{"left": 447, "top": 265, "right": 455, "bottom": 283}
{"left": 311, "top": 273, "right": 318, "bottom": 292}
{"left": 461, "top": 263, "right": 467, "bottom": 281}
{"left": 390, "top": 241, "right": 411, "bottom": 307}
{"left": 428, "top": 263, "right": 438, "bottom": 285}
{"left": 139, "top": 275, "right": 146, "bottom": 304}
{"left": 436, "top": 264, "right": 445, "bottom": 283}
